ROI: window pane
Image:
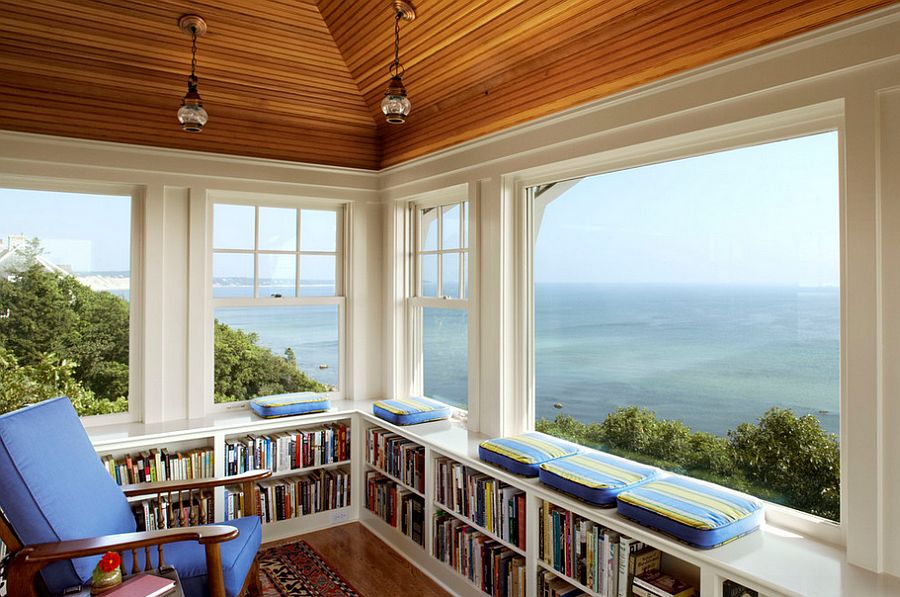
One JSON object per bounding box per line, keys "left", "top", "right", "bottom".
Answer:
{"left": 0, "top": 189, "right": 131, "bottom": 416}
{"left": 258, "top": 207, "right": 296, "bottom": 251}
{"left": 442, "top": 204, "right": 460, "bottom": 250}
{"left": 214, "top": 204, "right": 255, "bottom": 250}
{"left": 462, "top": 253, "right": 469, "bottom": 299}
{"left": 423, "top": 307, "right": 467, "bottom": 410}
{"left": 421, "top": 207, "right": 438, "bottom": 251}
{"left": 463, "top": 201, "right": 469, "bottom": 249}
{"left": 258, "top": 254, "right": 296, "bottom": 298}
{"left": 213, "top": 252, "right": 254, "bottom": 298}
{"left": 214, "top": 305, "right": 339, "bottom": 403}
{"left": 421, "top": 254, "right": 438, "bottom": 297}
{"left": 441, "top": 252, "right": 460, "bottom": 299}
{"left": 300, "top": 209, "right": 337, "bottom": 252}
{"left": 300, "top": 255, "right": 336, "bottom": 296}
{"left": 532, "top": 132, "right": 840, "bottom": 521}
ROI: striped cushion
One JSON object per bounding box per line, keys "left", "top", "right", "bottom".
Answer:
{"left": 372, "top": 396, "right": 452, "bottom": 425}
{"left": 538, "top": 450, "right": 659, "bottom": 506}
{"left": 616, "top": 476, "right": 764, "bottom": 548}
{"left": 478, "top": 432, "right": 581, "bottom": 477}
{"left": 249, "top": 393, "right": 330, "bottom": 418}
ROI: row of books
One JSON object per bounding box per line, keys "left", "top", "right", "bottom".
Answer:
{"left": 538, "top": 569, "right": 590, "bottom": 597}
{"left": 540, "top": 501, "right": 695, "bottom": 597}
{"left": 224, "top": 422, "right": 350, "bottom": 475}
{"left": 131, "top": 493, "right": 215, "bottom": 531}
{"left": 433, "top": 511, "right": 527, "bottom": 597}
{"left": 224, "top": 467, "right": 351, "bottom": 523}
{"left": 101, "top": 448, "right": 215, "bottom": 486}
{"left": 364, "top": 471, "right": 425, "bottom": 546}
{"left": 366, "top": 426, "right": 426, "bottom": 493}
{"left": 434, "top": 457, "right": 526, "bottom": 550}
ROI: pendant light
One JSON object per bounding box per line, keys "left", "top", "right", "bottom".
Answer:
{"left": 381, "top": 1, "right": 416, "bottom": 125}
{"left": 177, "top": 15, "right": 209, "bottom": 133}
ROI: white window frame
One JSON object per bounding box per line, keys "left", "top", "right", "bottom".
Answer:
{"left": 206, "top": 193, "right": 346, "bottom": 413}
{"left": 511, "top": 102, "right": 847, "bottom": 546}
{"left": 407, "top": 189, "right": 476, "bottom": 419}
{"left": 0, "top": 177, "right": 144, "bottom": 426}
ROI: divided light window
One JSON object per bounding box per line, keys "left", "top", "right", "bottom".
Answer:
{"left": 411, "top": 201, "right": 469, "bottom": 410}
{"left": 0, "top": 188, "right": 134, "bottom": 418}
{"left": 212, "top": 203, "right": 343, "bottom": 404}
{"left": 529, "top": 132, "right": 841, "bottom": 522}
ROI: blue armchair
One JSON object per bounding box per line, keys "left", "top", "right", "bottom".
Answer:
{"left": 0, "top": 397, "right": 270, "bottom": 597}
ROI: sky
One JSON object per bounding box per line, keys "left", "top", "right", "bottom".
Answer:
{"left": 0, "top": 189, "right": 131, "bottom": 272}
{"left": 534, "top": 131, "right": 840, "bottom": 286}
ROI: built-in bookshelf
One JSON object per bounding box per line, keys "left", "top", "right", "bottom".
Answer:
{"left": 366, "top": 426, "right": 426, "bottom": 495}
{"left": 365, "top": 470, "right": 425, "bottom": 546}
{"left": 101, "top": 445, "right": 215, "bottom": 485}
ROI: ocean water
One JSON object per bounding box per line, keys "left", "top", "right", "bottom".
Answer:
{"left": 533, "top": 284, "right": 839, "bottom": 437}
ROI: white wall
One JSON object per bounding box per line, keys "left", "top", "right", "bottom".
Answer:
{"left": 380, "top": 6, "right": 900, "bottom": 577}
{"left": 0, "top": 137, "right": 384, "bottom": 424}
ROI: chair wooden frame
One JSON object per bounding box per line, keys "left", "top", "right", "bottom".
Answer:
{"left": 1, "top": 469, "right": 272, "bottom": 597}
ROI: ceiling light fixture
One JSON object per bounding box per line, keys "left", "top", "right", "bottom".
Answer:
{"left": 381, "top": 1, "right": 416, "bottom": 125}
{"left": 177, "top": 15, "right": 209, "bottom": 133}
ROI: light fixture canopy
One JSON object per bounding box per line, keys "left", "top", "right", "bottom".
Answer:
{"left": 177, "top": 15, "right": 208, "bottom": 133}
{"left": 381, "top": 1, "right": 415, "bottom": 125}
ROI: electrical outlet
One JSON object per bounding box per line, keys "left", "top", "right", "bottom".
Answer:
{"left": 331, "top": 509, "right": 350, "bottom": 524}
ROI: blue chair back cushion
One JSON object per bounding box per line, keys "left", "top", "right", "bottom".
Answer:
{"left": 538, "top": 449, "right": 660, "bottom": 506}
{"left": 372, "top": 396, "right": 452, "bottom": 425}
{"left": 616, "top": 476, "right": 764, "bottom": 548}
{"left": 0, "top": 398, "right": 136, "bottom": 594}
{"left": 478, "top": 432, "right": 582, "bottom": 477}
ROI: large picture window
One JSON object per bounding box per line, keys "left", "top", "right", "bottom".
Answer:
{"left": 211, "top": 202, "right": 343, "bottom": 404}
{"left": 529, "top": 132, "right": 841, "bottom": 521}
{"left": 410, "top": 200, "right": 470, "bottom": 410}
{"left": 0, "top": 188, "right": 135, "bottom": 418}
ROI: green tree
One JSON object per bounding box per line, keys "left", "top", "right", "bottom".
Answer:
{"left": 214, "top": 321, "right": 329, "bottom": 403}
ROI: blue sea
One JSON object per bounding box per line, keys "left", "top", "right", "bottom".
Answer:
{"left": 109, "top": 281, "right": 840, "bottom": 436}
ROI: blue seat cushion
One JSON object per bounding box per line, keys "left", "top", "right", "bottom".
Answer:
{"left": 122, "top": 516, "right": 261, "bottom": 597}
{"left": 249, "top": 393, "right": 330, "bottom": 418}
{"left": 616, "top": 476, "right": 764, "bottom": 548}
{"left": 0, "top": 398, "right": 137, "bottom": 594}
{"left": 372, "top": 397, "right": 451, "bottom": 425}
{"left": 478, "top": 432, "right": 581, "bottom": 477}
{"left": 538, "top": 450, "right": 660, "bottom": 506}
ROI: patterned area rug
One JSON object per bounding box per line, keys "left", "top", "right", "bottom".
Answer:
{"left": 259, "top": 540, "right": 362, "bottom": 596}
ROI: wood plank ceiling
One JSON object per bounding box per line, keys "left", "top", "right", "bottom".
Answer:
{"left": 0, "top": 1, "right": 895, "bottom": 171}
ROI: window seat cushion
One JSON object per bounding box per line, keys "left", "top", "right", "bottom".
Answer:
{"left": 249, "top": 393, "right": 330, "bottom": 418}
{"left": 478, "top": 432, "right": 582, "bottom": 477}
{"left": 538, "top": 450, "right": 660, "bottom": 506}
{"left": 616, "top": 476, "right": 764, "bottom": 548}
{"left": 372, "top": 396, "right": 452, "bottom": 425}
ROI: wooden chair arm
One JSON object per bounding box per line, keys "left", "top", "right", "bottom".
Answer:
{"left": 120, "top": 469, "right": 272, "bottom": 497}
{"left": 6, "top": 526, "right": 238, "bottom": 597}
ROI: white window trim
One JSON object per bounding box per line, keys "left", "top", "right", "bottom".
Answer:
{"left": 0, "top": 177, "right": 145, "bottom": 426}
{"left": 509, "top": 101, "right": 847, "bottom": 546}
{"left": 205, "top": 192, "right": 347, "bottom": 414}
{"left": 406, "top": 186, "right": 478, "bottom": 428}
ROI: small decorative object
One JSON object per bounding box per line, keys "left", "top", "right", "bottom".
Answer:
{"left": 91, "top": 551, "right": 122, "bottom": 594}
{"left": 177, "top": 14, "right": 209, "bottom": 132}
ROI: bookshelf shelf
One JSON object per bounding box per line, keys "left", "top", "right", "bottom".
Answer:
{"left": 537, "top": 560, "right": 602, "bottom": 597}
{"left": 360, "top": 507, "right": 425, "bottom": 551}
{"left": 364, "top": 461, "right": 425, "bottom": 498}
{"left": 433, "top": 500, "right": 527, "bottom": 558}
{"left": 230, "top": 459, "right": 351, "bottom": 482}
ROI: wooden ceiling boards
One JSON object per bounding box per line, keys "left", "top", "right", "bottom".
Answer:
{"left": 0, "top": 0, "right": 895, "bottom": 170}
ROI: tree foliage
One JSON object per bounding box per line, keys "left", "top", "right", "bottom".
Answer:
{"left": 537, "top": 405, "right": 840, "bottom": 520}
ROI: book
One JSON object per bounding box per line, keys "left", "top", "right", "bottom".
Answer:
{"left": 633, "top": 570, "right": 695, "bottom": 597}
{"left": 101, "top": 573, "right": 176, "bottom": 597}
{"left": 722, "top": 579, "right": 759, "bottom": 597}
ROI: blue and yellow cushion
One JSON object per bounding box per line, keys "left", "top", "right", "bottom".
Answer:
{"left": 372, "top": 396, "right": 452, "bottom": 425}
{"left": 249, "top": 393, "right": 330, "bottom": 418}
{"left": 616, "top": 476, "right": 764, "bottom": 548}
{"left": 478, "top": 432, "right": 582, "bottom": 477}
{"left": 538, "top": 450, "right": 659, "bottom": 506}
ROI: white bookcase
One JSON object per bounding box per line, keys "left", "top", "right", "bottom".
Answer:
{"left": 85, "top": 400, "right": 900, "bottom": 597}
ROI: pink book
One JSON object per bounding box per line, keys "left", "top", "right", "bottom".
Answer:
{"left": 100, "top": 573, "right": 176, "bottom": 597}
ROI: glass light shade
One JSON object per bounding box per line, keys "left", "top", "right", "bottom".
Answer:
{"left": 381, "top": 94, "right": 411, "bottom": 124}
{"left": 178, "top": 103, "right": 208, "bottom": 133}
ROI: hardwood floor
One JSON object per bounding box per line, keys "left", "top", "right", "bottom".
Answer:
{"left": 292, "top": 522, "right": 451, "bottom": 597}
